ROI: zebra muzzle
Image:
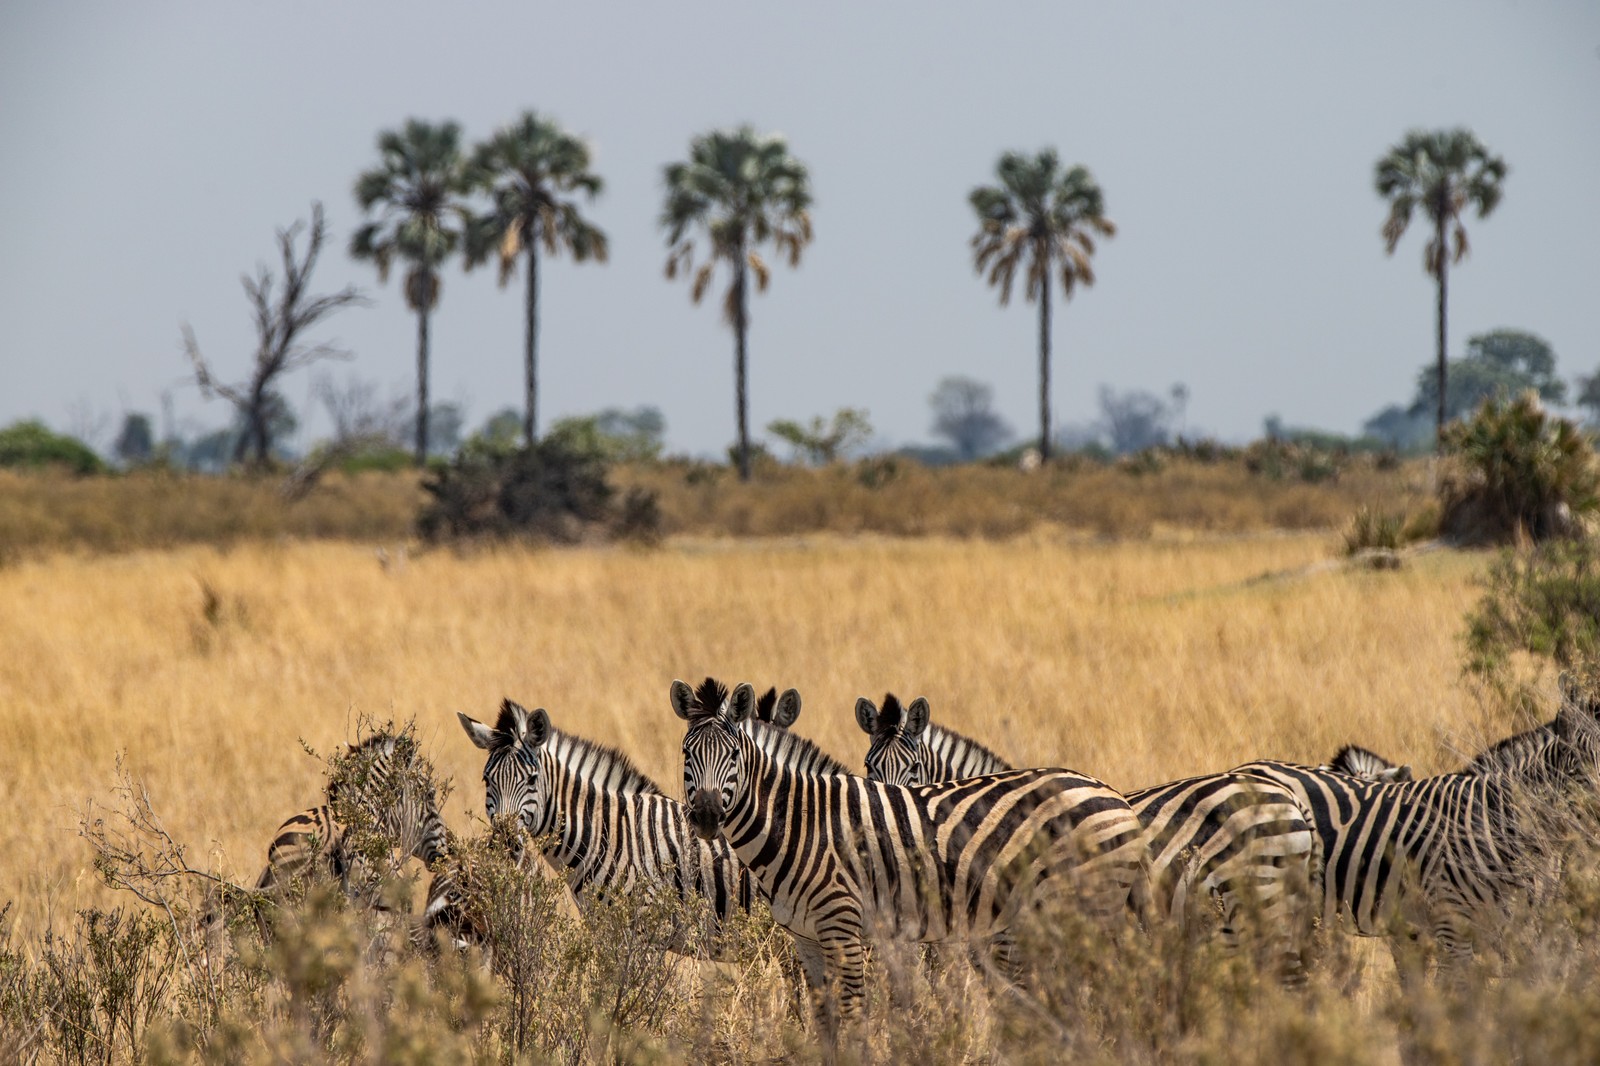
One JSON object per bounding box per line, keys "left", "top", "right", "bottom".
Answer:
{"left": 687, "top": 790, "right": 723, "bottom": 840}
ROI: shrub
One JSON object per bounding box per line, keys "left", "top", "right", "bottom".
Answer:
{"left": 0, "top": 420, "right": 105, "bottom": 475}
{"left": 418, "top": 437, "right": 619, "bottom": 544}
{"left": 1438, "top": 391, "right": 1599, "bottom": 545}
{"left": 1342, "top": 507, "right": 1406, "bottom": 556}
{"left": 1465, "top": 536, "right": 1600, "bottom": 713}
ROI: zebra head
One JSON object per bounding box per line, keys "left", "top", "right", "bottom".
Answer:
{"left": 753, "top": 686, "right": 801, "bottom": 729}
{"left": 1324, "top": 745, "right": 1414, "bottom": 783}
{"left": 458, "top": 700, "right": 552, "bottom": 844}
{"left": 672, "top": 677, "right": 756, "bottom": 841}
{"left": 332, "top": 731, "right": 449, "bottom": 869}
{"left": 856, "top": 693, "right": 930, "bottom": 786}
{"left": 1553, "top": 675, "right": 1600, "bottom": 774}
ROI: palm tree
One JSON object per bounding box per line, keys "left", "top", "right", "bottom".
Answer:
{"left": 970, "top": 150, "right": 1115, "bottom": 463}
{"left": 466, "top": 111, "right": 608, "bottom": 444}
{"left": 350, "top": 119, "right": 472, "bottom": 465}
{"left": 661, "top": 126, "right": 813, "bottom": 481}
{"left": 1375, "top": 128, "right": 1507, "bottom": 450}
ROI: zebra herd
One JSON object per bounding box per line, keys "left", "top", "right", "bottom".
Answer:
{"left": 245, "top": 675, "right": 1600, "bottom": 1031}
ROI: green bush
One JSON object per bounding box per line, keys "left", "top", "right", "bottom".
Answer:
{"left": 0, "top": 420, "right": 105, "bottom": 475}
{"left": 418, "top": 437, "right": 660, "bottom": 545}
{"left": 1342, "top": 507, "right": 1406, "bottom": 556}
{"left": 1465, "top": 536, "right": 1600, "bottom": 710}
{"left": 1438, "top": 391, "right": 1599, "bottom": 545}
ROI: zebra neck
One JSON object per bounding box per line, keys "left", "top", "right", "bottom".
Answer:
{"left": 925, "top": 724, "right": 1011, "bottom": 779}
{"left": 719, "top": 732, "right": 797, "bottom": 876}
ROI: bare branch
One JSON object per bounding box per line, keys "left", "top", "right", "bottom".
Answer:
{"left": 181, "top": 202, "right": 368, "bottom": 469}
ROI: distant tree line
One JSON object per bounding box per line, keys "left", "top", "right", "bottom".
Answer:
{"left": 11, "top": 116, "right": 1599, "bottom": 479}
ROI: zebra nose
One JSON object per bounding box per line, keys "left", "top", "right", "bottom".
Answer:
{"left": 687, "top": 789, "right": 722, "bottom": 840}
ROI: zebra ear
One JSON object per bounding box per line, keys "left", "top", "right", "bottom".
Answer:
{"left": 728, "top": 683, "right": 757, "bottom": 723}
{"left": 523, "top": 707, "right": 551, "bottom": 749}
{"left": 773, "top": 688, "right": 802, "bottom": 728}
{"left": 458, "top": 712, "right": 503, "bottom": 751}
{"left": 497, "top": 699, "right": 549, "bottom": 748}
{"left": 904, "top": 697, "right": 930, "bottom": 740}
{"left": 670, "top": 680, "right": 696, "bottom": 720}
{"left": 855, "top": 697, "right": 878, "bottom": 735}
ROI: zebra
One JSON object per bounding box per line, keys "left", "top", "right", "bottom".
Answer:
{"left": 243, "top": 732, "right": 447, "bottom": 936}
{"left": 855, "top": 694, "right": 1317, "bottom": 974}
{"left": 454, "top": 699, "right": 754, "bottom": 935}
{"left": 1230, "top": 684, "right": 1600, "bottom": 969}
{"left": 674, "top": 677, "right": 1147, "bottom": 1022}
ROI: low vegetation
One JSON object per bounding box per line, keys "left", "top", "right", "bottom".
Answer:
{"left": 0, "top": 451, "right": 1427, "bottom": 559}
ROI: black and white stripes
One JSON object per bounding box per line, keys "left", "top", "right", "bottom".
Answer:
{"left": 675, "top": 678, "right": 1146, "bottom": 1019}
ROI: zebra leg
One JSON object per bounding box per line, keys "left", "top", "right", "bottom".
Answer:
{"left": 790, "top": 936, "right": 839, "bottom": 1037}
{"left": 823, "top": 929, "right": 869, "bottom": 1024}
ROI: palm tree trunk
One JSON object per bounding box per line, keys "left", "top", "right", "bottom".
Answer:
{"left": 734, "top": 258, "right": 751, "bottom": 482}
{"left": 416, "top": 279, "right": 431, "bottom": 467}
{"left": 1434, "top": 217, "right": 1449, "bottom": 453}
{"left": 524, "top": 237, "right": 540, "bottom": 445}
{"left": 1038, "top": 268, "right": 1053, "bottom": 463}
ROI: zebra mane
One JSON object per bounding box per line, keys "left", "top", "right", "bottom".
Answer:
{"left": 1327, "top": 745, "right": 1411, "bottom": 781}
{"left": 690, "top": 677, "right": 730, "bottom": 721}
{"left": 1467, "top": 724, "right": 1557, "bottom": 775}
{"left": 872, "top": 694, "right": 905, "bottom": 738}
{"left": 544, "top": 728, "right": 663, "bottom": 795}
{"left": 349, "top": 732, "right": 400, "bottom": 757}
{"left": 754, "top": 687, "right": 777, "bottom": 721}
{"left": 748, "top": 718, "right": 851, "bottom": 776}
{"left": 327, "top": 726, "right": 435, "bottom": 807}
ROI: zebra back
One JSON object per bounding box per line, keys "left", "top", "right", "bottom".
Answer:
{"left": 1227, "top": 757, "right": 1572, "bottom": 961}
{"left": 254, "top": 805, "right": 347, "bottom": 893}
{"left": 850, "top": 692, "right": 1312, "bottom": 970}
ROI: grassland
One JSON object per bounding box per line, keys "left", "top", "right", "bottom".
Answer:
{"left": 10, "top": 529, "right": 1585, "bottom": 1062}
{"left": 0, "top": 453, "right": 1426, "bottom": 556}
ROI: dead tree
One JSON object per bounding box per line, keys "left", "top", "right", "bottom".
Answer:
{"left": 183, "top": 202, "right": 367, "bottom": 468}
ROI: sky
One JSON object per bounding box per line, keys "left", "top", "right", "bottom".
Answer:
{"left": 2, "top": 1, "right": 1598, "bottom": 457}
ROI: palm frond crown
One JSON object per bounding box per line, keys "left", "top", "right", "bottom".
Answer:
{"left": 464, "top": 110, "right": 608, "bottom": 287}
{"left": 969, "top": 149, "right": 1115, "bottom": 307}
{"left": 1374, "top": 127, "right": 1507, "bottom": 275}
{"left": 659, "top": 125, "right": 813, "bottom": 322}
{"left": 349, "top": 118, "right": 472, "bottom": 309}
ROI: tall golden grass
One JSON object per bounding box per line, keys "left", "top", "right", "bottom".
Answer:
{"left": 28, "top": 531, "right": 1592, "bottom": 1062}
{"left": 1, "top": 531, "right": 1486, "bottom": 938}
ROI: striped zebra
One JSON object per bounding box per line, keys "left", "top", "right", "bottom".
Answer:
{"left": 454, "top": 699, "right": 753, "bottom": 933}
{"left": 855, "top": 694, "right": 1316, "bottom": 973}
{"left": 674, "top": 677, "right": 1147, "bottom": 1021}
{"left": 1230, "top": 685, "right": 1600, "bottom": 967}
{"left": 251, "top": 732, "right": 447, "bottom": 922}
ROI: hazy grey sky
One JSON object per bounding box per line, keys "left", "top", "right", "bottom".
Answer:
{"left": 3, "top": 1, "right": 1597, "bottom": 456}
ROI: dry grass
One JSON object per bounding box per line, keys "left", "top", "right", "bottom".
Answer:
{"left": 11, "top": 530, "right": 1558, "bottom": 1063}
{"left": 0, "top": 531, "right": 1485, "bottom": 936}
{"left": 0, "top": 456, "right": 1428, "bottom": 557}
